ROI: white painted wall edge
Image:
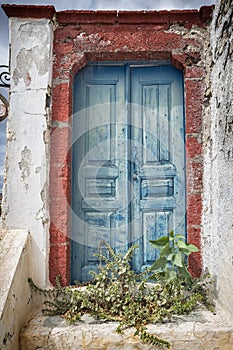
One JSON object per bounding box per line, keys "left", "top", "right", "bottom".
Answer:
{"left": 0, "top": 230, "right": 33, "bottom": 350}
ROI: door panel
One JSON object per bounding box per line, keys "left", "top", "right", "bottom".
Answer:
{"left": 130, "top": 66, "right": 185, "bottom": 272}
{"left": 72, "top": 64, "right": 185, "bottom": 282}
{"left": 72, "top": 66, "right": 130, "bottom": 282}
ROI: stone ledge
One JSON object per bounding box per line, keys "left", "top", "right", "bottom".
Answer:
{"left": 0, "top": 230, "right": 31, "bottom": 349}
{"left": 0, "top": 229, "right": 29, "bottom": 318}
{"left": 20, "top": 307, "right": 233, "bottom": 350}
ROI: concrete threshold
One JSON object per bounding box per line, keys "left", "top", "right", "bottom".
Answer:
{"left": 19, "top": 305, "right": 233, "bottom": 350}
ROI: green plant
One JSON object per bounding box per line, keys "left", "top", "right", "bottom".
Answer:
{"left": 29, "top": 241, "right": 213, "bottom": 349}
{"left": 149, "top": 231, "right": 199, "bottom": 284}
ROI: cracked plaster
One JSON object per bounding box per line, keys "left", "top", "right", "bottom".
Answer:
{"left": 18, "top": 146, "right": 31, "bottom": 184}
{"left": 1, "top": 16, "right": 53, "bottom": 290}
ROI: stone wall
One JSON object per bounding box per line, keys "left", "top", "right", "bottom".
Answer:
{"left": 202, "top": 0, "right": 233, "bottom": 316}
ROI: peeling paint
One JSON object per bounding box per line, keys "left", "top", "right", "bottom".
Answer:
{"left": 12, "top": 21, "right": 51, "bottom": 87}
{"left": 36, "top": 182, "right": 49, "bottom": 225}
{"left": 19, "top": 21, "right": 49, "bottom": 46}
{"left": 18, "top": 146, "right": 31, "bottom": 184}
{"left": 41, "top": 182, "right": 48, "bottom": 211}
{"left": 13, "top": 46, "right": 50, "bottom": 86}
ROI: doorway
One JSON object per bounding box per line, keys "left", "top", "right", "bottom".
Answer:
{"left": 71, "top": 63, "right": 185, "bottom": 283}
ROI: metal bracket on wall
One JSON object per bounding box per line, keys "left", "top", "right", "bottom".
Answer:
{"left": 0, "top": 65, "right": 10, "bottom": 121}
{"left": 0, "top": 65, "right": 10, "bottom": 88}
{"left": 0, "top": 93, "right": 9, "bottom": 121}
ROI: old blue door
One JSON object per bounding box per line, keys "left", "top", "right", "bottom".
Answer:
{"left": 71, "top": 63, "right": 185, "bottom": 283}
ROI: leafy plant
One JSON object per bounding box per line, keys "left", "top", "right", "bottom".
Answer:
{"left": 29, "top": 240, "right": 213, "bottom": 349}
{"left": 149, "top": 231, "right": 199, "bottom": 283}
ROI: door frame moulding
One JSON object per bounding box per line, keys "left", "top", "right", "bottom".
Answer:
{"left": 50, "top": 9, "right": 211, "bottom": 285}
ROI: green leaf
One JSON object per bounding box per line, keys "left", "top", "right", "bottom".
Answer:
{"left": 177, "top": 241, "right": 199, "bottom": 255}
{"left": 177, "top": 266, "right": 192, "bottom": 280}
{"left": 164, "top": 269, "right": 177, "bottom": 283}
{"left": 167, "top": 253, "right": 174, "bottom": 261}
{"left": 150, "top": 236, "right": 169, "bottom": 248}
{"left": 177, "top": 240, "right": 187, "bottom": 249}
{"left": 150, "top": 257, "right": 167, "bottom": 271}
{"left": 160, "top": 243, "right": 172, "bottom": 257}
{"left": 173, "top": 253, "right": 183, "bottom": 267}
{"left": 175, "top": 234, "right": 185, "bottom": 240}
{"left": 187, "top": 244, "right": 199, "bottom": 252}
{"left": 179, "top": 247, "right": 193, "bottom": 256}
{"left": 168, "top": 269, "right": 177, "bottom": 280}
{"left": 179, "top": 244, "right": 199, "bottom": 255}
{"left": 149, "top": 273, "right": 159, "bottom": 280}
{"left": 169, "top": 230, "right": 174, "bottom": 238}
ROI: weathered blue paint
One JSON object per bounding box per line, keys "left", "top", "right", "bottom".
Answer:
{"left": 72, "top": 63, "right": 185, "bottom": 283}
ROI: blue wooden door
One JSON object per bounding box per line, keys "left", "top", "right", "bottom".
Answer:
{"left": 72, "top": 64, "right": 185, "bottom": 282}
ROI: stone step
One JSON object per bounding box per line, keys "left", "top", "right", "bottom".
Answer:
{"left": 19, "top": 308, "right": 233, "bottom": 350}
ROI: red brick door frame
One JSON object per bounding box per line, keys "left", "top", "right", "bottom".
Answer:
{"left": 49, "top": 8, "right": 213, "bottom": 285}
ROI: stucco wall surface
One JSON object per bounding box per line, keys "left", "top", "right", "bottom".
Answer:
{"left": 1, "top": 17, "right": 54, "bottom": 287}
{"left": 202, "top": 0, "right": 233, "bottom": 316}
{"left": 0, "top": 230, "right": 31, "bottom": 350}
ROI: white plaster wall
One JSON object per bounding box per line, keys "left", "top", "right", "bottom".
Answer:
{"left": 202, "top": 0, "right": 233, "bottom": 317}
{"left": 1, "top": 18, "right": 54, "bottom": 287}
{"left": 0, "top": 230, "right": 44, "bottom": 350}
